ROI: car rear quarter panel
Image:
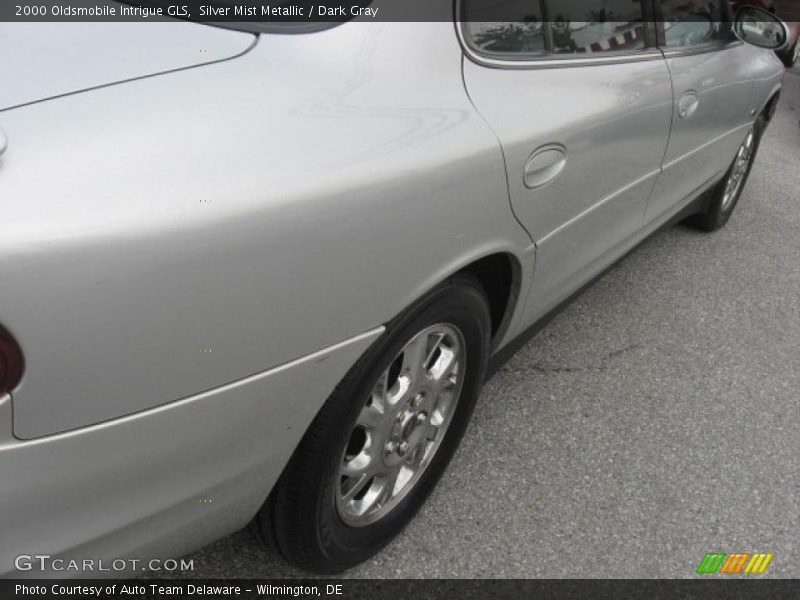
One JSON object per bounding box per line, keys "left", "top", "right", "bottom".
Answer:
{"left": 0, "top": 22, "right": 531, "bottom": 438}
{"left": 0, "top": 328, "right": 382, "bottom": 578}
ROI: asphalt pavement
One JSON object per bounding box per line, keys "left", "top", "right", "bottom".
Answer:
{"left": 183, "top": 66, "right": 800, "bottom": 578}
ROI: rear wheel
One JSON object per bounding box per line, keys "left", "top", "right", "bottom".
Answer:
{"left": 256, "top": 276, "right": 491, "bottom": 573}
{"left": 688, "top": 116, "right": 764, "bottom": 232}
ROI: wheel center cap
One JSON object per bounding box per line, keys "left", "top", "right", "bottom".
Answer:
{"left": 384, "top": 392, "right": 430, "bottom": 462}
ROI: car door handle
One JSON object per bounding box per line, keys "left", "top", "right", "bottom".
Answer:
{"left": 678, "top": 91, "right": 700, "bottom": 119}
{"left": 523, "top": 144, "right": 567, "bottom": 189}
{"left": 0, "top": 129, "right": 7, "bottom": 157}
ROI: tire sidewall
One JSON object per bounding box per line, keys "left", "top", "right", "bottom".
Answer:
{"left": 778, "top": 40, "right": 799, "bottom": 68}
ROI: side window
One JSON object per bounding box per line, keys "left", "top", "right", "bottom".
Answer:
{"left": 462, "top": 0, "right": 647, "bottom": 59}
{"left": 659, "top": 0, "right": 733, "bottom": 48}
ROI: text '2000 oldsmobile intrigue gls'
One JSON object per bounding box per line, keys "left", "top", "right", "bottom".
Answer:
{"left": 0, "top": 0, "right": 790, "bottom": 576}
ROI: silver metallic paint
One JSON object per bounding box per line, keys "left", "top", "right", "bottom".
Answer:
{"left": 645, "top": 43, "right": 768, "bottom": 223}
{"left": 0, "top": 22, "right": 256, "bottom": 111}
{"left": 1, "top": 22, "right": 531, "bottom": 439}
{"left": 464, "top": 55, "right": 674, "bottom": 320}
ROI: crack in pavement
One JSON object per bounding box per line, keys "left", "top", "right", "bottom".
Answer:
{"left": 503, "top": 343, "right": 644, "bottom": 375}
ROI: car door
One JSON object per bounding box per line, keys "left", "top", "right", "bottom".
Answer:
{"left": 461, "top": 0, "right": 674, "bottom": 320}
{"left": 644, "top": 0, "right": 759, "bottom": 223}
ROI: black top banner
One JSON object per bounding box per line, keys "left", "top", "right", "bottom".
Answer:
{"left": 5, "top": 0, "right": 444, "bottom": 23}
{"left": 3, "top": 0, "right": 799, "bottom": 24}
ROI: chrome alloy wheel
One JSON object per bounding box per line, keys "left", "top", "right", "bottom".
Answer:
{"left": 722, "top": 127, "right": 756, "bottom": 212}
{"left": 336, "top": 324, "right": 466, "bottom": 527}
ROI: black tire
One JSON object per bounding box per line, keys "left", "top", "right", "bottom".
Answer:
{"left": 777, "top": 40, "right": 799, "bottom": 69}
{"left": 255, "top": 275, "right": 491, "bottom": 573}
{"left": 687, "top": 116, "right": 765, "bottom": 232}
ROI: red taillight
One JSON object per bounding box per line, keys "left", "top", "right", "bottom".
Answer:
{"left": 0, "top": 325, "right": 24, "bottom": 395}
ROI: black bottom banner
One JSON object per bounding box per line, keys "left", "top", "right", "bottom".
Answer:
{"left": 3, "top": 579, "right": 800, "bottom": 600}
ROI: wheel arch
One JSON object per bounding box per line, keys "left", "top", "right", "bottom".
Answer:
{"left": 762, "top": 88, "right": 782, "bottom": 123}
{"left": 455, "top": 252, "right": 522, "bottom": 351}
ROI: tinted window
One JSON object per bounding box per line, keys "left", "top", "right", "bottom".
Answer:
{"left": 659, "top": 0, "right": 733, "bottom": 47}
{"left": 463, "top": 0, "right": 647, "bottom": 58}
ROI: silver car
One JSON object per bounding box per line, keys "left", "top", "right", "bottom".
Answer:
{"left": 0, "top": 0, "right": 789, "bottom": 576}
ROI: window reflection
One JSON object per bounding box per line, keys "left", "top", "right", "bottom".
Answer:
{"left": 463, "top": 0, "right": 647, "bottom": 57}
{"left": 659, "top": 0, "right": 732, "bottom": 47}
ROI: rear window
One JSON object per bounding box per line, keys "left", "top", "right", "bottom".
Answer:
{"left": 462, "top": 0, "right": 648, "bottom": 59}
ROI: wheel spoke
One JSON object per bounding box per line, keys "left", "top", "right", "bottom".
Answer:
{"left": 388, "top": 372, "right": 413, "bottom": 406}
{"left": 423, "top": 332, "right": 446, "bottom": 370}
{"left": 341, "top": 450, "right": 372, "bottom": 478}
{"left": 401, "top": 332, "right": 429, "bottom": 385}
{"left": 342, "top": 473, "right": 371, "bottom": 503}
{"left": 430, "top": 345, "right": 459, "bottom": 387}
{"left": 357, "top": 404, "right": 385, "bottom": 431}
{"left": 371, "top": 372, "right": 389, "bottom": 411}
{"left": 380, "top": 465, "right": 403, "bottom": 503}
{"left": 425, "top": 422, "right": 439, "bottom": 442}
{"left": 405, "top": 444, "right": 425, "bottom": 470}
{"left": 356, "top": 408, "right": 388, "bottom": 454}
